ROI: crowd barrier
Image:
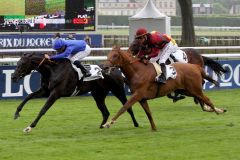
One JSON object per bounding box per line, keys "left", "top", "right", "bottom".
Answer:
{"left": 0, "top": 47, "right": 239, "bottom": 99}
{"left": 0, "top": 46, "right": 240, "bottom": 63}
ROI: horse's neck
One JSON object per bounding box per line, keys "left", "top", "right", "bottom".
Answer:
{"left": 36, "top": 59, "right": 57, "bottom": 76}
{"left": 37, "top": 64, "right": 53, "bottom": 78}
{"left": 38, "top": 61, "right": 72, "bottom": 78}
{"left": 120, "top": 61, "right": 143, "bottom": 80}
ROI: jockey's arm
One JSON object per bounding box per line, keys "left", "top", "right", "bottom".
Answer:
{"left": 50, "top": 48, "right": 72, "bottom": 60}
{"left": 136, "top": 50, "right": 146, "bottom": 58}
{"left": 148, "top": 48, "right": 160, "bottom": 58}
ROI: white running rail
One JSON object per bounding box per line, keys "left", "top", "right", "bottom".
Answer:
{"left": 0, "top": 46, "right": 240, "bottom": 63}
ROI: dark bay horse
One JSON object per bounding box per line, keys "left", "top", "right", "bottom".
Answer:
{"left": 103, "top": 46, "right": 226, "bottom": 131}
{"left": 11, "top": 53, "right": 139, "bottom": 132}
{"left": 129, "top": 40, "right": 227, "bottom": 102}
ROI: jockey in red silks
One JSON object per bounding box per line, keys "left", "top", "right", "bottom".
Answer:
{"left": 134, "top": 27, "right": 178, "bottom": 84}
{"left": 45, "top": 38, "right": 91, "bottom": 77}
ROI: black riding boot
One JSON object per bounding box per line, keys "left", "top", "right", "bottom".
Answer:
{"left": 156, "top": 63, "right": 166, "bottom": 84}
{"left": 73, "top": 61, "right": 91, "bottom": 77}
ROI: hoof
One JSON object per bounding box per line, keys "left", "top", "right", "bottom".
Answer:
{"left": 102, "top": 120, "right": 116, "bottom": 128}
{"left": 215, "top": 108, "right": 227, "bottom": 114}
{"left": 14, "top": 113, "right": 20, "bottom": 120}
{"left": 23, "top": 126, "right": 32, "bottom": 133}
{"left": 102, "top": 122, "right": 111, "bottom": 128}
{"left": 134, "top": 123, "right": 139, "bottom": 127}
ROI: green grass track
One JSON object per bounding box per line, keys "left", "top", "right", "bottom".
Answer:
{"left": 0, "top": 89, "right": 239, "bottom": 160}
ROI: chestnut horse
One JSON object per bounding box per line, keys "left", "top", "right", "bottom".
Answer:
{"left": 103, "top": 46, "right": 226, "bottom": 130}
{"left": 129, "top": 39, "right": 227, "bottom": 102}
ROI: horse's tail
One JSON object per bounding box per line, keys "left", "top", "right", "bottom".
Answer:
{"left": 200, "top": 67, "right": 219, "bottom": 87}
{"left": 202, "top": 56, "right": 228, "bottom": 77}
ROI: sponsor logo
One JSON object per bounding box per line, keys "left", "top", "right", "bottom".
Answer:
{"left": 0, "top": 60, "right": 239, "bottom": 99}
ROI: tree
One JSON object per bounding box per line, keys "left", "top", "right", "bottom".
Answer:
{"left": 178, "top": 0, "right": 196, "bottom": 46}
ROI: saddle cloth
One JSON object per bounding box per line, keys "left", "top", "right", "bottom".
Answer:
{"left": 71, "top": 64, "right": 104, "bottom": 81}
{"left": 169, "top": 49, "right": 188, "bottom": 64}
{"left": 151, "top": 62, "right": 177, "bottom": 80}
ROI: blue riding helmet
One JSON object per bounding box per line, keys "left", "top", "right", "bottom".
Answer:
{"left": 53, "top": 38, "right": 65, "bottom": 50}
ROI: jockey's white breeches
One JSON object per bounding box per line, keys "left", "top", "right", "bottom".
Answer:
{"left": 69, "top": 44, "right": 91, "bottom": 62}
{"left": 149, "top": 41, "right": 178, "bottom": 64}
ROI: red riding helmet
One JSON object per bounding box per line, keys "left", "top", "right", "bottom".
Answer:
{"left": 135, "top": 27, "right": 148, "bottom": 38}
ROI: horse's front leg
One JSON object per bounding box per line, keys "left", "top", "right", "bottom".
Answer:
{"left": 91, "top": 90, "right": 110, "bottom": 128}
{"left": 102, "top": 93, "right": 141, "bottom": 128}
{"left": 139, "top": 100, "right": 156, "bottom": 131}
{"left": 14, "top": 88, "right": 48, "bottom": 119}
{"left": 111, "top": 85, "right": 139, "bottom": 127}
{"left": 23, "top": 91, "right": 59, "bottom": 133}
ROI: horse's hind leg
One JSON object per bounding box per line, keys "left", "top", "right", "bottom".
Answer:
{"left": 194, "top": 93, "right": 226, "bottom": 114}
{"left": 195, "top": 98, "right": 215, "bottom": 112}
{"left": 23, "top": 90, "right": 60, "bottom": 133}
{"left": 194, "top": 97, "right": 199, "bottom": 104}
{"left": 91, "top": 90, "right": 110, "bottom": 128}
{"left": 14, "top": 88, "right": 48, "bottom": 119}
{"left": 139, "top": 100, "right": 157, "bottom": 131}
{"left": 199, "top": 97, "right": 226, "bottom": 113}
{"left": 167, "top": 92, "right": 185, "bottom": 103}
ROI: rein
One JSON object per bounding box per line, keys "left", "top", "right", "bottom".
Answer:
{"left": 32, "top": 57, "right": 46, "bottom": 72}
{"left": 37, "top": 57, "right": 46, "bottom": 68}
{"left": 32, "top": 57, "right": 57, "bottom": 72}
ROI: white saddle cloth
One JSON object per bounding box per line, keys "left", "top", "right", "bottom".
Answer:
{"left": 151, "top": 62, "right": 177, "bottom": 80}
{"left": 169, "top": 49, "right": 188, "bottom": 64}
{"left": 71, "top": 64, "right": 104, "bottom": 81}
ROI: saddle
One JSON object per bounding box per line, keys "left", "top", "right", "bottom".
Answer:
{"left": 71, "top": 64, "right": 104, "bottom": 81}
{"left": 70, "top": 64, "right": 104, "bottom": 96}
{"left": 151, "top": 62, "right": 177, "bottom": 81}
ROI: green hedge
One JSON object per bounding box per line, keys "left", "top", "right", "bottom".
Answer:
{"left": 172, "top": 16, "right": 240, "bottom": 26}
{"left": 98, "top": 16, "right": 129, "bottom": 26}
{"left": 99, "top": 15, "right": 240, "bottom": 26}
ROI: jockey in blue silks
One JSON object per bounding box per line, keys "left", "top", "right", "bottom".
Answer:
{"left": 45, "top": 38, "right": 91, "bottom": 77}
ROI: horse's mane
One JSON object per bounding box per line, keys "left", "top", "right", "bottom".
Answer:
{"left": 111, "top": 46, "right": 143, "bottom": 69}
{"left": 22, "top": 52, "right": 70, "bottom": 66}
